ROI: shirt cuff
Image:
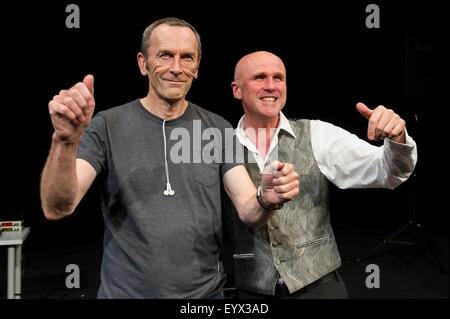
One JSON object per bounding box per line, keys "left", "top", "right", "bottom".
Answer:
{"left": 383, "top": 128, "right": 416, "bottom": 155}
{"left": 382, "top": 128, "right": 418, "bottom": 181}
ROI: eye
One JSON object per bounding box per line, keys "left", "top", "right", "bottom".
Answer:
{"left": 182, "top": 54, "right": 194, "bottom": 62}
{"left": 159, "top": 53, "right": 171, "bottom": 60}
{"left": 254, "top": 75, "right": 265, "bottom": 81}
{"left": 274, "top": 75, "right": 283, "bottom": 81}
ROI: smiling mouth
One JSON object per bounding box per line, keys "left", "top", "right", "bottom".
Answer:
{"left": 166, "top": 80, "right": 185, "bottom": 83}
{"left": 260, "top": 97, "right": 277, "bottom": 102}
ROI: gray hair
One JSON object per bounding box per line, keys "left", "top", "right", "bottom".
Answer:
{"left": 141, "top": 17, "right": 202, "bottom": 61}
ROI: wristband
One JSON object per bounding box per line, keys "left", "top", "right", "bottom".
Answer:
{"left": 257, "top": 186, "right": 284, "bottom": 211}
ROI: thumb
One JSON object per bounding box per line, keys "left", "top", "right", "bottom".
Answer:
{"left": 83, "top": 74, "right": 95, "bottom": 96}
{"left": 273, "top": 161, "right": 284, "bottom": 172}
{"left": 268, "top": 160, "right": 284, "bottom": 173}
{"left": 356, "top": 102, "right": 373, "bottom": 120}
{"left": 263, "top": 161, "right": 284, "bottom": 175}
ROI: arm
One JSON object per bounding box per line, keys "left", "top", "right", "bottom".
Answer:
{"left": 223, "top": 162, "right": 299, "bottom": 229}
{"left": 41, "top": 147, "right": 96, "bottom": 219}
{"left": 40, "top": 75, "right": 97, "bottom": 220}
{"left": 312, "top": 103, "right": 417, "bottom": 189}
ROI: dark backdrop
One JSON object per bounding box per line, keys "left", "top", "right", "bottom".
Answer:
{"left": 1, "top": 1, "right": 445, "bottom": 248}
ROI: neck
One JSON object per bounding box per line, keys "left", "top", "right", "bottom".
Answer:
{"left": 140, "top": 91, "right": 188, "bottom": 120}
{"left": 243, "top": 114, "right": 280, "bottom": 160}
{"left": 244, "top": 114, "right": 280, "bottom": 131}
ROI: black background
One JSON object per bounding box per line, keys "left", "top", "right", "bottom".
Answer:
{"left": 1, "top": 0, "right": 446, "bottom": 263}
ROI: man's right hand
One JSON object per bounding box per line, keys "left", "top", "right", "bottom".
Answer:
{"left": 48, "top": 74, "right": 95, "bottom": 144}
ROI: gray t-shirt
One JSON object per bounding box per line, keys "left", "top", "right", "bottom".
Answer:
{"left": 77, "top": 99, "right": 242, "bottom": 298}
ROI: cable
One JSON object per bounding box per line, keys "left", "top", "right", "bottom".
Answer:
{"left": 162, "top": 120, "right": 175, "bottom": 196}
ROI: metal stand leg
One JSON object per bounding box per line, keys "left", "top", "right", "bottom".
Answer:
{"left": 357, "top": 221, "right": 412, "bottom": 262}
{"left": 15, "top": 245, "right": 22, "bottom": 299}
{"left": 7, "top": 246, "right": 15, "bottom": 299}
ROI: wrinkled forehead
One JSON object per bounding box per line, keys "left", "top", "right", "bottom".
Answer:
{"left": 150, "top": 24, "right": 198, "bottom": 55}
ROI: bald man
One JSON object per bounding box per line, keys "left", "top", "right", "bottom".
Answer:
{"left": 224, "top": 51, "right": 418, "bottom": 299}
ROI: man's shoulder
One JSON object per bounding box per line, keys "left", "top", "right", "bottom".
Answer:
{"left": 286, "top": 118, "right": 310, "bottom": 129}
{"left": 287, "top": 118, "right": 309, "bottom": 123}
{"left": 96, "top": 99, "right": 139, "bottom": 119}
{"left": 189, "top": 101, "right": 232, "bottom": 128}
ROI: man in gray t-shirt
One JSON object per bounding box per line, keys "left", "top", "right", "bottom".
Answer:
{"left": 78, "top": 99, "right": 243, "bottom": 298}
{"left": 40, "top": 18, "right": 300, "bottom": 298}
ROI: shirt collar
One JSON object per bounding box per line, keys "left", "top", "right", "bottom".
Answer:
{"left": 235, "top": 111, "right": 296, "bottom": 173}
{"left": 278, "top": 111, "right": 296, "bottom": 138}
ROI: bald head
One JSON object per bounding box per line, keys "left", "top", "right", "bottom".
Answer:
{"left": 231, "top": 51, "right": 287, "bottom": 123}
{"left": 234, "top": 51, "right": 286, "bottom": 83}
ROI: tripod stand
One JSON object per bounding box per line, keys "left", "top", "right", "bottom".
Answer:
{"left": 357, "top": 111, "right": 447, "bottom": 275}
{"left": 357, "top": 37, "right": 447, "bottom": 275}
{"left": 356, "top": 207, "right": 447, "bottom": 276}
{"left": 356, "top": 172, "right": 447, "bottom": 276}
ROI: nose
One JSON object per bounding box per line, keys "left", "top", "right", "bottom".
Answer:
{"left": 170, "top": 56, "right": 183, "bottom": 76}
{"left": 264, "top": 77, "right": 276, "bottom": 91}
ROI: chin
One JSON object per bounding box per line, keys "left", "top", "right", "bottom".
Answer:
{"left": 261, "top": 107, "right": 281, "bottom": 118}
{"left": 263, "top": 113, "right": 280, "bottom": 120}
{"left": 164, "top": 90, "right": 186, "bottom": 100}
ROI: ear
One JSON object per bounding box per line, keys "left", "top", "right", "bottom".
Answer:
{"left": 231, "top": 81, "right": 242, "bottom": 100}
{"left": 193, "top": 57, "right": 201, "bottom": 79}
{"left": 137, "top": 52, "right": 149, "bottom": 76}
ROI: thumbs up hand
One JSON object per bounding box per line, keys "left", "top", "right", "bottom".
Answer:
{"left": 260, "top": 161, "right": 300, "bottom": 209}
{"left": 48, "top": 75, "right": 96, "bottom": 144}
{"left": 356, "top": 102, "right": 406, "bottom": 144}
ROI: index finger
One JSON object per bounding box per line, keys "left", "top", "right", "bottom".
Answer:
{"left": 273, "top": 163, "right": 295, "bottom": 179}
{"left": 279, "top": 163, "right": 294, "bottom": 176}
{"left": 367, "top": 105, "right": 384, "bottom": 140}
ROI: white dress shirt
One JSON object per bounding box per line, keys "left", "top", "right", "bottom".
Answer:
{"left": 235, "top": 112, "right": 417, "bottom": 189}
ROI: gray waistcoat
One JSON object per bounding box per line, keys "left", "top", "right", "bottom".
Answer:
{"left": 225, "top": 119, "right": 341, "bottom": 295}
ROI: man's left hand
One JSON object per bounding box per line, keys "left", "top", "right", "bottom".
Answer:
{"left": 260, "top": 161, "right": 300, "bottom": 208}
{"left": 356, "top": 102, "right": 406, "bottom": 144}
